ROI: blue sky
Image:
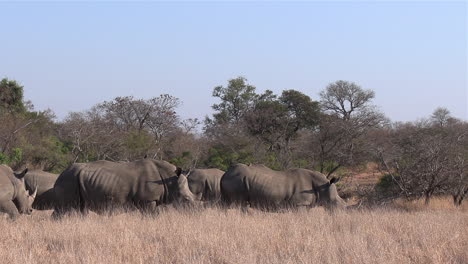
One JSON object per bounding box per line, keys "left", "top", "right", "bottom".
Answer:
{"left": 0, "top": 1, "right": 466, "bottom": 122}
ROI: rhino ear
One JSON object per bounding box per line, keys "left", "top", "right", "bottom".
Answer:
{"left": 175, "top": 167, "right": 182, "bottom": 177}
{"left": 330, "top": 177, "right": 341, "bottom": 184}
{"left": 14, "top": 168, "right": 28, "bottom": 180}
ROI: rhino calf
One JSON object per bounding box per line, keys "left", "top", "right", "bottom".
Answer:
{"left": 221, "top": 164, "right": 346, "bottom": 210}
{"left": 0, "top": 165, "right": 37, "bottom": 219}
{"left": 187, "top": 168, "right": 224, "bottom": 202}
{"left": 24, "top": 170, "right": 58, "bottom": 210}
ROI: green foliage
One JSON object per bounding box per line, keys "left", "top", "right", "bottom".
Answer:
{"left": 205, "top": 148, "right": 230, "bottom": 171}
{"left": 293, "top": 159, "right": 309, "bottom": 169}
{"left": 0, "top": 152, "right": 10, "bottom": 165}
{"left": 125, "top": 130, "right": 153, "bottom": 158}
{"left": 245, "top": 100, "right": 288, "bottom": 142}
{"left": 375, "top": 174, "right": 399, "bottom": 196}
{"left": 0, "top": 78, "right": 26, "bottom": 114}
{"left": 170, "top": 151, "right": 192, "bottom": 169}
{"left": 280, "top": 89, "right": 320, "bottom": 130}
{"left": 22, "top": 136, "right": 73, "bottom": 173}
{"left": 10, "top": 148, "right": 23, "bottom": 164}
{"left": 0, "top": 148, "right": 23, "bottom": 167}
{"left": 245, "top": 90, "right": 319, "bottom": 150}
{"left": 210, "top": 77, "right": 258, "bottom": 124}
{"left": 262, "top": 152, "right": 282, "bottom": 171}
{"left": 314, "top": 160, "right": 340, "bottom": 174}
{"left": 205, "top": 147, "right": 254, "bottom": 171}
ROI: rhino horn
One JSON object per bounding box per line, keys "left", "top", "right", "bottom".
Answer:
{"left": 31, "top": 186, "right": 38, "bottom": 199}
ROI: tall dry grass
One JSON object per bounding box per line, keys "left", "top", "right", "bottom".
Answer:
{"left": 1, "top": 198, "right": 467, "bottom": 264}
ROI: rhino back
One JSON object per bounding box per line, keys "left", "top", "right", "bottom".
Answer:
{"left": 25, "top": 170, "right": 58, "bottom": 196}
{"left": 24, "top": 170, "right": 58, "bottom": 210}
{"left": 80, "top": 160, "right": 162, "bottom": 206}
{"left": 222, "top": 164, "right": 321, "bottom": 207}
{"left": 54, "top": 159, "right": 182, "bottom": 214}
{"left": 188, "top": 169, "right": 224, "bottom": 201}
{"left": 245, "top": 166, "right": 306, "bottom": 203}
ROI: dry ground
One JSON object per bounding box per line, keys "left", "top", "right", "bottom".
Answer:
{"left": 1, "top": 198, "right": 467, "bottom": 264}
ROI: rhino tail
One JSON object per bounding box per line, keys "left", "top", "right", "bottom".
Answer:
{"left": 203, "top": 179, "right": 213, "bottom": 201}
{"left": 242, "top": 176, "right": 251, "bottom": 205}
{"left": 76, "top": 169, "right": 87, "bottom": 214}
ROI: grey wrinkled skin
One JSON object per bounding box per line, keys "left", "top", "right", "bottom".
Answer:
{"left": 0, "top": 165, "right": 37, "bottom": 220}
{"left": 187, "top": 169, "right": 224, "bottom": 202}
{"left": 53, "top": 159, "right": 196, "bottom": 217}
{"left": 24, "top": 170, "right": 58, "bottom": 210}
{"left": 221, "top": 164, "right": 346, "bottom": 210}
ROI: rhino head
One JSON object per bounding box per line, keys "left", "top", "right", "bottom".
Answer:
{"left": 12, "top": 168, "right": 37, "bottom": 215}
{"left": 174, "top": 168, "right": 197, "bottom": 203}
{"left": 317, "top": 177, "right": 347, "bottom": 209}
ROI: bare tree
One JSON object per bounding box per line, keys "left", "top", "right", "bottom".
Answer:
{"left": 59, "top": 107, "right": 125, "bottom": 162}
{"left": 59, "top": 95, "right": 181, "bottom": 162}
{"left": 377, "top": 114, "right": 468, "bottom": 205}
{"left": 319, "top": 80, "right": 375, "bottom": 121}
{"left": 430, "top": 107, "right": 452, "bottom": 127}
{"left": 314, "top": 80, "right": 387, "bottom": 176}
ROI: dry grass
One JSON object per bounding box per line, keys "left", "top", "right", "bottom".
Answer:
{"left": 392, "top": 196, "right": 468, "bottom": 212}
{"left": 1, "top": 200, "right": 467, "bottom": 264}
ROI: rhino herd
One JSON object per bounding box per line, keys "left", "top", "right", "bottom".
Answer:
{"left": 0, "top": 159, "right": 346, "bottom": 219}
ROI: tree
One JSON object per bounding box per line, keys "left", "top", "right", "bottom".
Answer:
{"left": 59, "top": 95, "right": 181, "bottom": 162}
{"left": 314, "top": 80, "right": 386, "bottom": 175}
{"left": 244, "top": 90, "right": 320, "bottom": 168}
{"left": 430, "top": 107, "right": 456, "bottom": 127}
{"left": 448, "top": 120, "right": 468, "bottom": 206}
{"left": 0, "top": 78, "right": 26, "bottom": 114}
{"left": 452, "top": 154, "right": 468, "bottom": 206}
{"left": 59, "top": 107, "right": 125, "bottom": 162}
{"left": 205, "top": 77, "right": 322, "bottom": 170}
{"left": 98, "top": 95, "right": 180, "bottom": 160}
{"left": 0, "top": 79, "right": 68, "bottom": 171}
{"left": 319, "top": 80, "right": 375, "bottom": 121}
{"left": 203, "top": 77, "right": 260, "bottom": 169}
{"left": 280, "top": 90, "right": 320, "bottom": 132}
{"left": 207, "top": 77, "right": 257, "bottom": 125}
{"left": 377, "top": 115, "right": 468, "bottom": 205}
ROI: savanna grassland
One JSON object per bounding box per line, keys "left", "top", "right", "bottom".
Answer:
{"left": 1, "top": 198, "right": 467, "bottom": 264}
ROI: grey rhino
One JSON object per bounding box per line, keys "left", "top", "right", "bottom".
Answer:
{"left": 187, "top": 168, "right": 224, "bottom": 202}
{"left": 53, "top": 159, "right": 196, "bottom": 216}
{"left": 0, "top": 165, "right": 37, "bottom": 219}
{"left": 221, "top": 164, "right": 346, "bottom": 210}
{"left": 24, "top": 170, "right": 58, "bottom": 210}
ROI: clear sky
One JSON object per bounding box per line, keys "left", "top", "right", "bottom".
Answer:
{"left": 1, "top": 1, "right": 466, "bottom": 122}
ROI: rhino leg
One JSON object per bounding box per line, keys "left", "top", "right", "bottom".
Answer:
{"left": 240, "top": 200, "right": 253, "bottom": 214}
{"left": 79, "top": 201, "right": 89, "bottom": 216}
{"left": 51, "top": 206, "right": 78, "bottom": 219}
{"left": 51, "top": 208, "right": 67, "bottom": 219}
{"left": 134, "top": 200, "right": 160, "bottom": 216}
{"left": 0, "top": 200, "right": 20, "bottom": 220}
